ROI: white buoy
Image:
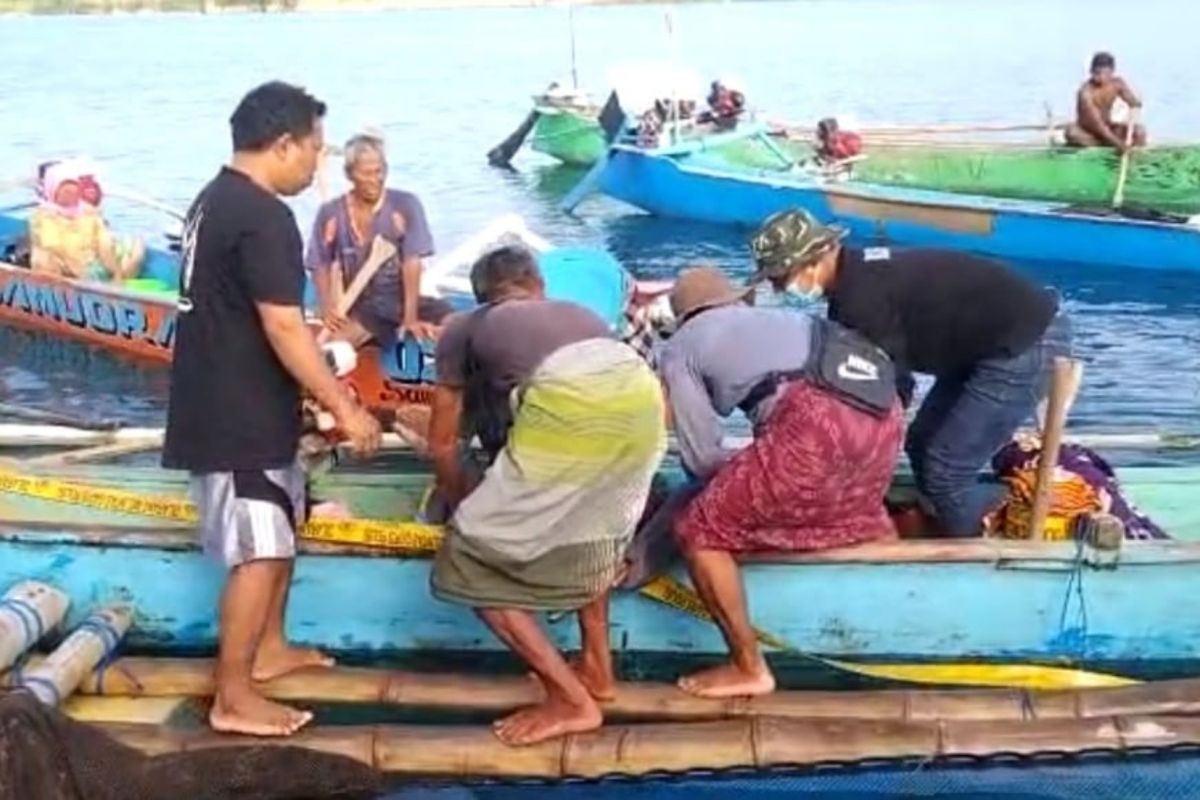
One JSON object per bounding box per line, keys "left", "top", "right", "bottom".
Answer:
{"left": 0, "top": 581, "right": 70, "bottom": 672}
{"left": 14, "top": 605, "right": 132, "bottom": 707}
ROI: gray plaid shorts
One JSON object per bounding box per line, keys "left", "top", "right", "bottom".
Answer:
{"left": 189, "top": 460, "right": 307, "bottom": 568}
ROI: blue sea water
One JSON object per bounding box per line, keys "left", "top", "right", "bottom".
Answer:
{"left": 378, "top": 748, "right": 1200, "bottom": 798}
{"left": 1, "top": 0, "right": 1199, "bottom": 435}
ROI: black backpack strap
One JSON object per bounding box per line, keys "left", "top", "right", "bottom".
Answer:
{"left": 804, "top": 318, "right": 898, "bottom": 418}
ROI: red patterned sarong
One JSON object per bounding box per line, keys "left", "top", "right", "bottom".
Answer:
{"left": 676, "top": 380, "right": 903, "bottom": 552}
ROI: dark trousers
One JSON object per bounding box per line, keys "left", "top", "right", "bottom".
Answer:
{"left": 906, "top": 313, "right": 1073, "bottom": 537}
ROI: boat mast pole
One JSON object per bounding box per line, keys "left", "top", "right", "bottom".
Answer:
{"left": 666, "top": 9, "right": 679, "bottom": 145}
{"left": 568, "top": 3, "right": 579, "bottom": 89}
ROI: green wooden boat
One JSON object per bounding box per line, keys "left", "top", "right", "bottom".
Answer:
{"left": 853, "top": 143, "right": 1200, "bottom": 216}
{"left": 530, "top": 104, "right": 606, "bottom": 167}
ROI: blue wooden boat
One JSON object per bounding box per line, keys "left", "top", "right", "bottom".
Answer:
{"left": 2, "top": 459, "right": 1199, "bottom": 679}
{"left": 0, "top": 208, "right": 661, "bottom": 411}
{"left": 586, "top": 125, "right": 1200, "bottom": 273}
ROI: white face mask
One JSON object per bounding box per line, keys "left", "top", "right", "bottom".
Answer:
{"left": 786, "top": 279, "right": 824, "bottom": 302}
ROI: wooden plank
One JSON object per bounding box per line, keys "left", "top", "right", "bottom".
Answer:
{"left": 3, "top": 521, "right": 1200, "bottom": 566}
{"left": 827, "top": 190, "right": 996, "bottom": 235}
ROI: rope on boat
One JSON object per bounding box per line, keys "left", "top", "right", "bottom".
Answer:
{"left": 0, "top": 466, "right": 1138, "bottom": 691}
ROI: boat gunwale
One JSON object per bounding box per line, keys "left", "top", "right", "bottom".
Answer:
{"left": 4, "top": 521, "right": 1199, "bottom": 567}
{"left": 0, "top": 258, "right": 178, "bottom": 308}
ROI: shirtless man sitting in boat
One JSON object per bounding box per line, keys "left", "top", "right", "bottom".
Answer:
{"left": 306, "top": 133, "right": 451, "bottom": 349}
{"left": 1064, "top": 52, "right": 1146, "bottom": 151}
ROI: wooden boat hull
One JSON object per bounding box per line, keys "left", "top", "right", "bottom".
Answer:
{"left": 594, "top": 133, "right": 1200, "bottom": 273}
{"left": 530, "top": 106, "right": 606, "bottom": 167}
{"left": 0, "top": 212, "right": 661, "bottom": 412}
{"left": 856, "top": 143, "right": 1200, "bottom": 216}
{"left": 3, "top": 463, "right": 1200, "bottom": 674}
{"left": 0, "top": 258, "right": 441, "bottom": 410}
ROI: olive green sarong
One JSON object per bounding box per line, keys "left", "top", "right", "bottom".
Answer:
{"left": 432, "top": 338, "right": 667, "bottom": 611}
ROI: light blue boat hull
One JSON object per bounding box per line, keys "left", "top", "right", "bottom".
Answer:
{"left": 595, "top": 137, "right": 1200, "bottom": 273}
{"left": 4, "top": 523, "right": 1200, "bottom": 674}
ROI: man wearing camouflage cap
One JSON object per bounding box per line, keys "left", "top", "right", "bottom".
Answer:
{"left": 750, "top": 209, "right": 1072, "bottom": 537}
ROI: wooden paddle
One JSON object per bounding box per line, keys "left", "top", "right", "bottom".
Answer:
{"left": 1028, "top": 357, "right": 1079, "bottom": 540}
{"left": 316, "top": 235, "right": 397, "bottom": 343}
{"left": 1111, "top": 107, "right": 1140, "bottom": 209}
{"left": 487, "top": 109, "right": 541, "bottom": 167}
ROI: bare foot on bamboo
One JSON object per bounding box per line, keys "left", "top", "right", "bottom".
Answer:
{"left": 677, "top": 662, "right": 776, "bottom": 699}
{"left": 209, "top": 688, "right": 312, "bottom": 737}
{"left": 492, "top": 696, "right": 602, "bottom": 746}
{"left": 252, "top": 642, "right": 335, "bottom": 683}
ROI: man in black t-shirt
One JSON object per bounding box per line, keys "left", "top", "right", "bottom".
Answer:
{"left": 163, "top": 81, "right": 381, "bottom": 738}
{"left": 750, "top": 209, "right": 1072, "bottom": 538}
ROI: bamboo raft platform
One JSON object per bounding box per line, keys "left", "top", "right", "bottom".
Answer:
{"left": 6, "top": 576, "right": 1200, "bottom": 780}
{"left": 33, "top": 656, "right": 1200, "bottom": 722}
{"left": 7, "top": 637, "right": 1200, "bottom": 780}
{"left": 89, "top": 714, "right": 1200, "bottom": 779}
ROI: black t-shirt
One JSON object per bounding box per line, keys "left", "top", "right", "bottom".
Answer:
{"left": 827, "top": 246, "right": 1058, "bottom": 377}
{"left": 162, "top": 167, "right": 305, "bottom": 472}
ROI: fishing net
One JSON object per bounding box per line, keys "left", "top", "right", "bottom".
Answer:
{"left": 0, "top": 691, "right": 383, "bottom": 800}
{"left": 384, "top": 747, "right": 1200, "bottom": 799}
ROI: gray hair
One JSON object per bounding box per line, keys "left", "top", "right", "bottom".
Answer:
{"left": 343, "top": 133, "right": 387, "bottom": 173}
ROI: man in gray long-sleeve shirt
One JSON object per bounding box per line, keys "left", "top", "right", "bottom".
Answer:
{"left": 658, "top": 303, "right": 813, "bottom": 479}
{"left": 655, "top": 266, "right": 903, "bottom": 701}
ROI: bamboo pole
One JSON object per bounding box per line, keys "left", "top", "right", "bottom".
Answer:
{"left": 24, "top": 439, "right": 165, "bottom": 467}
{"left": 2, "top": 422, "right": 1193, "bottom": 456}
{"left": 1029, "top": 357, "right": 1077, "bottom": 539}
{"left": 0, "top": 402, "right": 119, "bottom": 431}
{"left": 776, "top": 120, "right": 1066, "bottom": 138}
{"left": 91, "top": 714, "right": 1200, "bottom": 778}
{"left": 11, "top": 605, "right": 132, "bottom": 706}
{"left": 1112, "top": 107, "right": 1141, "bottom": 209}
{"left": 52, "top": 657, "right": 1200, "bottom": 723}
{"left": 0, "top": 424, "right": 162, "bottom": 449}
{"left": 0, "top": 580, "right": 70, "bottom": 671}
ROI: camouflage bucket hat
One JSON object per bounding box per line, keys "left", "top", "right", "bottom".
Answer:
{"left": 749, "top": 208, "right": 847, "bottom": 285}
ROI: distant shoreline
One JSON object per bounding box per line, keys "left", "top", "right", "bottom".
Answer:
{"left": 0, "top": 0, "right": 707, "bottom": 14}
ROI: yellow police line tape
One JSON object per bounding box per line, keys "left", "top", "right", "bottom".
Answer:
{"left": 0, "top": 467, "right": 1136, "bottom": 691}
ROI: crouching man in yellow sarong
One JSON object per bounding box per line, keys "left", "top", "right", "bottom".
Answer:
{"left": 425, "top": 245, "right": 667, "bottom": 746}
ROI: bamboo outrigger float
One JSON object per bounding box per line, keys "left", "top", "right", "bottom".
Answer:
{"left": 43, "top": 656, "right": 1200, "bottom": 723}
{"left": 78, "top": 713, "right": 1200, "bottom": 779}
{"left": 9, "top": 598, "right": 1200, "bottom": 782}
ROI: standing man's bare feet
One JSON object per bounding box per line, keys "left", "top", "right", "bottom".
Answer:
{"left": 252, "top": 641, "right": 335, "bottom": 683}
{"left": 209, "top": 685, "right": 313, "bottom": 737}
{"left": 493, "top": 694, "right": 602, "bottom": 746}
{"left": 677, "top": 660, "right": 776, "bottom": 699}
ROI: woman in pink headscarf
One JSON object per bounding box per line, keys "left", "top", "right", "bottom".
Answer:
{"left": 29, "top": 161, "right": 144, "bottom": 282}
